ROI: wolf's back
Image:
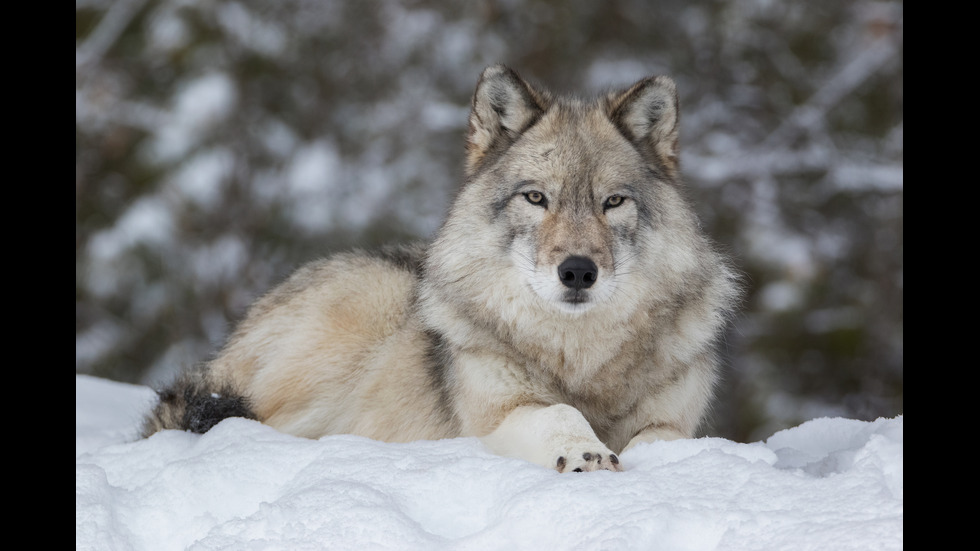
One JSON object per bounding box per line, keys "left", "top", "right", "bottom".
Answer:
{"left": 140, "top": 242, "right": 440, "bottom": 440}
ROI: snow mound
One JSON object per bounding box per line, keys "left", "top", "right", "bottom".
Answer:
{"left": 76, "top": 375, "right": 902, "bottom": 550}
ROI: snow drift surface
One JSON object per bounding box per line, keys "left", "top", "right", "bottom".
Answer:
{"left": 75, "top": 375, "right": 902, "bottom": 550}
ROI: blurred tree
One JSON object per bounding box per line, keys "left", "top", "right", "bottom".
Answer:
{"left": 76, "top": 0, "right": 902, "bottom": 442}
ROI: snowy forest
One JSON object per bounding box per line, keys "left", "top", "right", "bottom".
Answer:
{"left": 75, "top": 0, "right": 903, "bottom": 443}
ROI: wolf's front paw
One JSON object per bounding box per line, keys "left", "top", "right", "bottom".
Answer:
{"left": 556, "top": 449, "right": 623, "bottom": 472}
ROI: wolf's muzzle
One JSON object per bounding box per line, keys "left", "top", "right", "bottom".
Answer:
{"left": 558, "top": 256, "right": 598, "bottom": 290}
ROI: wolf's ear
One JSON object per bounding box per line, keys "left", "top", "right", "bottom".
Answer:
{"left": 608, "top": 76, "right": 680, "bottom": 178}
{"left": 466, "top": 64, "right": 549, "bottom": 176}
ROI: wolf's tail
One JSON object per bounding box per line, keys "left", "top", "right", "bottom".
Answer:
{"left": 140, "top": 368, "right": 257, "bottom": 438}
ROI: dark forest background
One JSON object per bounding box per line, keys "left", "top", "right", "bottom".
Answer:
{"left": 76, "top": 0, "right": 903, "bottom": 442}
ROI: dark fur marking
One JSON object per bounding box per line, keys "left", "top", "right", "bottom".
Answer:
{"left": 422, "top": 329, "right": 461, "bottom": 431}
{"left": 364, "top": 243, "right": 427, "bottom": 276}
{"left": 643, "top": 100, "right": 667, "bottom": 129}
{"left": 610, "top": 454, "right": 619, "bottom": 465}
{"left": 612, "top": 224, "right": 637, "bottom": 248}
{"left": 181, "top": 388, "right": 256, "bottom": 433}
{"left": 491, "top": 182, "right": 524, "bottom": 220}
{"left": 619, "top": 181, "right": 657, "bottom": 231}
{"left": 557, "top": 456, "right": 567, "bottom": 472}
{"left": 502, "top": 226, "right": 519, "bottom": 249}
{"left": 144, "top": 373, "right": 257, "bottom": 436}
{"left": 491, "top": 195, "right": 511, "bottom": 220}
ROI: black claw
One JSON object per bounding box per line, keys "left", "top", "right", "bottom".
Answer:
{"left": 557, "top": 456, "right": 566, "bottom": 471}
{"left": 582, "top": 452, "right": 592, "bottom": 461}
{"left": 610, "top": 454, "right": 619, "bottom": 465}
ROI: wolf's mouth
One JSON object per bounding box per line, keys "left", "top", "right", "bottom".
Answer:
{"left": 561, "top": 290, "right": 590, "bottom": 305}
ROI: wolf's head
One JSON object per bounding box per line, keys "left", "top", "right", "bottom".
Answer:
{"left": 425, "top": 65, "right": 725, "bottom": 326}
{"left": 463, "top": 64, "right": 681, "bottom": 182}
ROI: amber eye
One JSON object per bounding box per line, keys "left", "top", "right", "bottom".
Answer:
{"left": 604, "top": 195, "right": 625, "bottom": 209}
{"left": 524, "top": 191, "right": 547, "bottom": 206}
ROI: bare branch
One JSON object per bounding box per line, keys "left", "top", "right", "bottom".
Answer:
{"left": 76, "top": 0, "right": 149, "bottom": 73}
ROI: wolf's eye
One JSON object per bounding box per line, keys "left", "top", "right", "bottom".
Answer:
{"left": 604, "top": 195, "right": 625, "bottom": 209}
{"left": 524, "top": 191, "right": 547, "bottom": 207}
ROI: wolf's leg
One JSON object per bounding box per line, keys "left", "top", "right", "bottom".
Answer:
{"left": 480, "top": 404, "right": 624, "bottom": 472}
{"left": 621, "top": 423, "right": 688, "bottom": 453}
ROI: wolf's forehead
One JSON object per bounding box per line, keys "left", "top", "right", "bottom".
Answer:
{"left": 515, "top": 109, "right": 644, "bottom": 183}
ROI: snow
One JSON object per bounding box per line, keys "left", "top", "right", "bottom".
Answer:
{"left": 76, "top": 375, "right": 902, "bottom": 550}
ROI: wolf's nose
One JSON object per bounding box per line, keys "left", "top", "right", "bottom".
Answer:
{"left": 558, "top": 256, "right": 598, "bottom": 290}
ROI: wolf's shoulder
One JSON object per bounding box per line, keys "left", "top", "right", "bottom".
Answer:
{"left": 293, "top": 241, "right": 427, "bottom": 283}
{"left": 356, "top": 241, "right": 428, "bottom": 276}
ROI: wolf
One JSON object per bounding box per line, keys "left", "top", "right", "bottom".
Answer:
{"left": 142, "top": 64, "right": 741, "bottom": 473}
